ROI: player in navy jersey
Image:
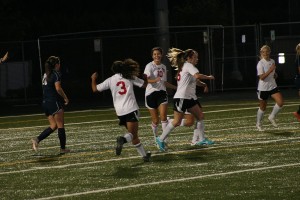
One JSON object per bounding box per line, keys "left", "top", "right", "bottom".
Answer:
{"left": 256, "top": 45, "right": 283, "bottom": 131}
{"left": 31, "top": 56, "right": 70, "bottom": 154}
{"left": 156, "top": 48, "right": 215, "bottom": 151}
{"left": 91, "top": 58, "right": 151, "bottom": 162}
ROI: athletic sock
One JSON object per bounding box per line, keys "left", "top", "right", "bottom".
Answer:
{"left": 37, "top": 127, "right": 54, "bottom": 142}
{"left": 58, "top": 128, "right": 66, "bottom": 149}
{"left": 134, "top": 143, "right": 146, "bottom": 157}
{"left": 269, "top": 103, "right": 282, "bottom": 119}
{"left": 151, "top": 122, "right": 158, "bottom": 138}
{"left": 161, "top": 119, "right": 168, "bottom": 131}
{"left": 160, "top": 122, "right": 175, "bottom": 141}
{"left": 195, "top": 120, "right": 205, "bottom": 141}
{"left": 192, "top": 129, "right": 200, "bottom": 143}
{"left": 123, "top": 133, "right": 133, "bottom": 143}
{"left": 257, "top": 108, "right": 264, "bottom": 125}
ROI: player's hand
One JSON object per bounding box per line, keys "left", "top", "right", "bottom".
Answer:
{"left": 208, "top": 75, "right": 215, "bottom": 80}
{"left": 91, "top": 72, "right": 98, "bottom": 79}
{"left": 64, "top": 98, "right": 69, "bottom": 105}
{"left": 0, "top": 52, "right": 8, "bottom": 63}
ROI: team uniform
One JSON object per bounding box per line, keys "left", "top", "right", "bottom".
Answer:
{"left": 256, "top": 58, "right": 279, "bottom": 100}
{"left": 144, "top": 61, "right": 168, "bottom": 109}
{"left": 96, "top": 73, "right": 144, "bottom": 124}
{"left": 173, "top": 62, "right": 200, "bottom": 112}
{"left": 42, "top": 70, "right": 64, "bottom": 116}
{"left": 256, "top": 58, "right": 282, "bottom": 130}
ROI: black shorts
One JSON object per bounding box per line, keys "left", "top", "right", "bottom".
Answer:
{"left": 173, "top": 98, "right": 201, "bottom": 113}
{"left": 117, "top": 110, "right": 140, "bottom": 126}
{"left": 42, "top": 100, "right": 63, "bottom": 116}
{"left": 257, "top": 88, "right": 280, "bottom": 100}
{"left": 145, "top": 90, "right": 168, "bottom": 109}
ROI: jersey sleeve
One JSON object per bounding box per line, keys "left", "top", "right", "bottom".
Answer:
{"left": 96, "top": 77, "right": 111, "bottom": 92}
{"left": 143, "top": 63, "right": 151, "bottom": 77}
{"left": 132, "top": 76, "right": 145, "bottom": 88}
{"left": 257, "top": 61, "right": 264, "bottom": 76}
{"left": 187, "top": 63, "right": 199, "bottom": 76}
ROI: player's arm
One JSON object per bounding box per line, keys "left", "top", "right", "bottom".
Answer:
{"left": 196, "top": 79, "right": 208, "bottom": 93}
{"left": 55, "top": 82, "right": 69, "bottom": 105}
{"left": 91, "top": 72, "right": 99, "bottom": 93}
{"left": 0, "top": 52, "right": 8, "bottom": 64}
{"left": 194, "top": 72, "right": 215, "bottom": 80}
{"left": 164, "top": 81, "right": 177, "bottom": 90}
{"left": 258, "top": 63, "right": 275, "bottom": 80}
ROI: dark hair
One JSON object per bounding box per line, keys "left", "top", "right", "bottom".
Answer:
{"left": 45, "top": 56, "right": 60, "bottom": 79}
{"left": 151, "top": 47, "right": 163, "bottom": 56}
{"left": 111, "top": 58, "right": 140, "bottom": 79}
{"left": 184, "top": 49, "right": 196, "bottom": 60}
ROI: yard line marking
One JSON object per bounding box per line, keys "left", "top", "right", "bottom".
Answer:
{"left": 0, "top": 138, "right": 299, "bottom": 172}
{"left": 33, "top": 162, "right": 300, "bottom": 200}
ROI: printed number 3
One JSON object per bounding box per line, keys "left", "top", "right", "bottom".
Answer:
{"left": 117, "top": 81, "right": 127, "bottom": 95}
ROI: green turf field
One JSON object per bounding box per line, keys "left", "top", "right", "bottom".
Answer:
{"left": 0, "top": 96, "right": 300, "bottom": 200}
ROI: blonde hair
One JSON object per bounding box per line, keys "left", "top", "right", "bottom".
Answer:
{"left": 166, "top": 48, "right": 185, "bottom": 71}
{"left": 259, "top": 45, "right": 271, "bottom": 59}
{"left": 296, "top": 43, "right": 300, "bottom": 56}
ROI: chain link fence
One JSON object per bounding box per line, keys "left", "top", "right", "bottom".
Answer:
{"left": 1, "top": 22, "right": 300, "bottom": 105}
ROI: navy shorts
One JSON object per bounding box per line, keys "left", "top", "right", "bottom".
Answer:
{"left": 42, "top": 100, "right": 63, "bottom": 116}
{"left": 173, "top": 98, "right": 201, "bottom": 113}
{"left": 117, "top": 110, "right": 140, "bottom": 126}
{"left": 145, "top": 90, "right": 168, "bottom": 109}
{"left": 257, "top": 88, "right": 280, "bottom": 100}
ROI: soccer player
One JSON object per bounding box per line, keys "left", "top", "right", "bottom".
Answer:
{"left": 293, "top": 43, "right": 300, "bottom": 121}
{"left": 144, "top": 47, "right": 176, "bottom": 145}
{"left": 31, "top": 56, "right": 70, "bottom": 154}
{"left": 256, "top": 45, "right": 284, "bottom": 131}
{"left": 91, "top": 58, "right": 151, "bottom": 162}
{"left": 156, "top": 48, "right": 215, "bottom": 151}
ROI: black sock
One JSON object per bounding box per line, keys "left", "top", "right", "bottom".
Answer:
{"left": 37, "top": 127, "right": 54, "bottom": 142}
{"left": 297, "top": 106, "right": 300, "bottom": 114}
{"left": 58, "top": 128, "right": 66, "bottom": 149}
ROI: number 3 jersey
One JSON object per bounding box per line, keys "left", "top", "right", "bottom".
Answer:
{"left": 96, "top": 73, "right": 144, "bottom": 116}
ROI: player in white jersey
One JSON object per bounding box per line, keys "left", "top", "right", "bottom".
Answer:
{"left": 256, "top": 45, "right": 284, "bottom": 131}
{"left": 156, "top": 48, "right": 215, "bottom": 151}
{"left": 144, "top": 47, "right": 177, "bottom": 144}
{"left": 293, "top": 43, "right": 300, "bottom": 121}
{"left": 91, "top": 58, "right": 151, "bottom": 162}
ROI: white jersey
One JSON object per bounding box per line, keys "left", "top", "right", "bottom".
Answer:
{"left": 257, "top": 58, "right": 277, "bottom": 91}
{"left": 144, "top": 61, "right": 167, "bottom": 96}
{"left": 174, "top": 62, "right": 198, "bottom": 100}
{"left": 96, "top": 74, "right": 144, "bottom": 116}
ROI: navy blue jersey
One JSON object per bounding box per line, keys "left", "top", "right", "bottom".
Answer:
{"left": 42, "top": 70, "right": 61, "bottom": 102}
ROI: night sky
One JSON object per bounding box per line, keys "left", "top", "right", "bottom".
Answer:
{"left": 0, "top": 0, "right": 299, "bottom": 41}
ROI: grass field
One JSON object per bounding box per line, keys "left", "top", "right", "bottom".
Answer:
{"left": 0, "top": 94, "right": 300, "bottom": 200}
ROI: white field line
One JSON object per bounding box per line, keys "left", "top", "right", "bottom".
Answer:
{"left": 0, "top": 119, "right": 299, "bottom": 155}
{"left": 0, "top": 102, "right": 299, "bottom": 132}
{"left": 33, "top": 162, "right": 300, "bottom": 200}
{"left": 1, "top": 137, "right": 299, "bottom": 175}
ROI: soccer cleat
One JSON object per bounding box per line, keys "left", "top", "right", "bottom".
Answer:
{"left": 256, "top": 123, "right": 263, "bottom": 131}
{"left": 268, "top": 116, "right": 278, "bottom": 127}
{"left": 60, "top": 148, "right": 71, "bottom": 154}
{"left": 195, "top": 138, "right": 215, "bottom": 146}
{"left": 143, "top": 151, "right": 151, "bottom": 162}
{"left": 155, "top": 136, "right": 165, "bottom": 151}
{"left": 31, "top": 138, "right": 39, "bottom": 151}
{"left": 293, "top": 112, "right": 300, "bottom": 122}
{"left": 116, "top": 136, "right": 125, "bottom": 156}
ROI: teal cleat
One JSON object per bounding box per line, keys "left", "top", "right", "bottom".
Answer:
{"left": 196, "top": 138, "right": 215, "bottom": 146}
{"left": 156, "top": 136, "right": 165, "bottom": 151}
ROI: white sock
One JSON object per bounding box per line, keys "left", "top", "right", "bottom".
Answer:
{"left": 195, "top": 120, "right": 205, "bottom": 141}
{"left": 124, "top": 133, "right": 133, "bottom": 143}
{"left": 134, "top": 143, "right": 146, "bottom": 157}
{"left": 257, "top": 108, "right": 264, "bottom": 124}
{"left": 269, "top": 104, "right": 282, "bottom": 119}
{"left": 161, "top": 119, "right": 168, "bottom": 131}
{"left": 160, "top": 122, "right": 175, "bottom": 141}
{"left": 168, "top": 118, "right": 185, "bottom": 126}
{"left": 192, "top": 129, "right": 200, "bottom": 143}
{"left": 151, "top": 122, "right": 158, "bottom": 138}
